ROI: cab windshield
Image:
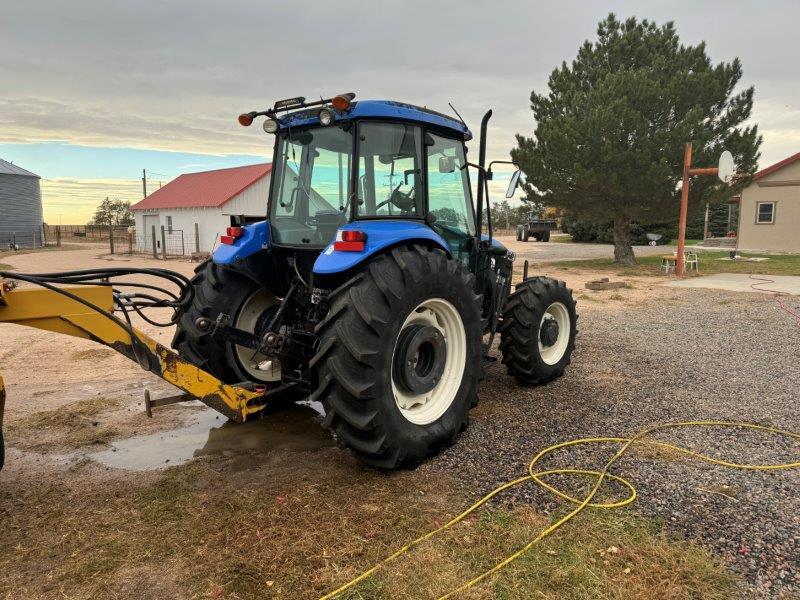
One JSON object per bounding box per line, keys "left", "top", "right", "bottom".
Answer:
{"left": 269, "top": 124, "right": 353, "bottom": 246}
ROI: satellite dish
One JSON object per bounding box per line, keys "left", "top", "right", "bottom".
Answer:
{"left": 718, "top": 151, "right": 735, "bottom": 183}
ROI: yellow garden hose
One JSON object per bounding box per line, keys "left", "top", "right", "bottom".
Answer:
{"left": 320, "top": 421, "right": 800, "bottom": 600}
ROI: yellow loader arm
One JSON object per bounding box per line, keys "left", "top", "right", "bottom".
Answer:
{"left": 0, "top": 275, "right": 271, "bottom": 456}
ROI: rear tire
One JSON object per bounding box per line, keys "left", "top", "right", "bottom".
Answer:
{"left": 516, "top": 225, "right": 524, "bottom": 241}
{"left": 521, "top": 226, "right": 530, "bottom": 242}
{"left": 173, "top": 261, "right": 284, "bottom": 387}
{"left": 499, "top": 277, "right": 577, "bottom": 385}
{"left": 310, "top": 245, "right": 483, "bottom": 468}
{"left": 542, "top": 231, "right": 551, "bottom": 242}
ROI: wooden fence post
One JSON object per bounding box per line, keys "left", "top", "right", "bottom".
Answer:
{"left": 160, "top": 225, "right": 167, "bottom": 260}
{"left": 109, "top": 224, "right": 115, "bottom": 254}
{"left": 56, "top": 226, "right": 61, "bottom": 247}
{"left": 151, "top": 225, "right": 157, "bottom": 259}
{"left": 194, "top": 223, "right": 200, "bottom": 254}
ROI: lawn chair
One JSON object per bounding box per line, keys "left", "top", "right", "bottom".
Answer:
{"left": 685, "top": 252, "right": 699, "bottom": 272}
{"left": 661, "top": 252, "right": 698, "bottom": 274}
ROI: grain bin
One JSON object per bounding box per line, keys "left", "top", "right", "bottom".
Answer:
{"left": 0, "top": 158, "right": 43, "bottom": 249}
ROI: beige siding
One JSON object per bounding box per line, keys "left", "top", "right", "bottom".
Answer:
{"left": 737, "top": 161, "right": 800, "bottom": 252}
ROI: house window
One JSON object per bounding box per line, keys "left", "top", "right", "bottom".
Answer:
{"left": 756, "top": 202, "right": 774, "bottom": 224}
{"left": 166, "top": 216, "right": 173, "bottom": 233}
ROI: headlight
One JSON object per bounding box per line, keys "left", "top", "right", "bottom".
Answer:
{"left": 318, "top": 107, "right": 335, "bottom": 126}
{"left": 262, "top": 119, "right": 279, "bottom": 134}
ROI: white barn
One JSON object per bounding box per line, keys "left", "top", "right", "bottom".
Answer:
{"left": 131, "top": 163, "right": 271, "bottom": 254}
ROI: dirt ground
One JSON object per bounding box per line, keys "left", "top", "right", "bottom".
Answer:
{"left": 0, "top": 245, "right": 794, "bottom": 599}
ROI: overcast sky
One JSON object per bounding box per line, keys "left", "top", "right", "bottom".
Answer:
{"left": 1, "top": 0, "right": 798, "bottom": 222}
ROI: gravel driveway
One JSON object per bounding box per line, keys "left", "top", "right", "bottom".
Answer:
{"left": 426, "top": 276, "right": 800, "bottom": 597}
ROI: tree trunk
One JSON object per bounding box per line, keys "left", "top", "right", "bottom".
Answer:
{"left": 612, "top": 216, "right": 637, "bottom": 266}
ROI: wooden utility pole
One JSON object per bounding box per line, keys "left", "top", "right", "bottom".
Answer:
{"left": 676, "top": 143, "right": 719, "bottom": 276}
{"left": 142, "top": 169, "right": 147, "bottom": 199}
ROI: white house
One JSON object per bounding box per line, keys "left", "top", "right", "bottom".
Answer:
{"left": 131, "top": 163, "right": 272, "bottom": 254}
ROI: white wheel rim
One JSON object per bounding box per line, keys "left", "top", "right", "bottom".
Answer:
{"left": 234, "top": 289, "right": 281, "bottom": 382}
{"left": 391, "top": 298, "right": 467, "bottom": 426}
{"left": 539, "top": 302, "right": 570, "bottom": 366}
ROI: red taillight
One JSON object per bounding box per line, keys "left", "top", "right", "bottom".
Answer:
{"left": 238, "top": 113, "right": 254, "bottom": 126}
{"left": 333, "top": 229, "right": 366, "bottom": 252}
{"left": 221, "top": 226, "right": 244, "bottom": 245}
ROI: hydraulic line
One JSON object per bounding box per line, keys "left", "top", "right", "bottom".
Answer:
{"left": 321, "top": 420, "right": 800, "bottom": 599}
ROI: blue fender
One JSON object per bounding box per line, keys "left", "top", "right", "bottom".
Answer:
{"left": 313, "top": 220, "right": 451, "bottom": 276}
{"left": 212, "top": 220, "right": 269, "bottom": 265}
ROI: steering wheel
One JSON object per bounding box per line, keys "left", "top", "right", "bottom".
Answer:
{"left": 375, "top": 183, "right": 416, "bottom": 213}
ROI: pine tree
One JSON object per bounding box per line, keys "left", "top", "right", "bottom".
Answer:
{"left": 512, "top": 14, "right": 761, "bottom": 264}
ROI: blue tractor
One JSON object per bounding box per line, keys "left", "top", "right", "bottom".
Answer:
{"left": 174, "top": 93, "right": 578, "bottom": 468}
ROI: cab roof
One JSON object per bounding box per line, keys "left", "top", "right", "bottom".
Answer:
{"left": 277, "top": 100, "right": 472, "bottom": 141}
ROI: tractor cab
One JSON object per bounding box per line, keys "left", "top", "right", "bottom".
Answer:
{"left": 229, "top": 94, "right": 504, "bottom": 276}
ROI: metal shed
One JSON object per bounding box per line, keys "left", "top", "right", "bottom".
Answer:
{"left": 0, "top": 158, "right": 43, "bottom": 249}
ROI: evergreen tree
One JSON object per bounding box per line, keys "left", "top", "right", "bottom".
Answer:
{"left": 512, "top": 14, "right": 761, "bottom": 264}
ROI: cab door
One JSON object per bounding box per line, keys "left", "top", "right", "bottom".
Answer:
{"left": 425, "top": 132, "right": 476, "bottom": 265}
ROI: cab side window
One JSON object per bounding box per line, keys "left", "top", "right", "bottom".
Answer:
{"left": 426, "top": 133, "right": 475, "bottom": 261}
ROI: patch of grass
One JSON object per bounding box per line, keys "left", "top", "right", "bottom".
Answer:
{"left": 0, "top": 262, "right": 12, "bottom": 271}
{"left": 8, "top": 397, "right": 123, "bottom": 449}
{"left": 545, "top": 251, "right": 800, "bottom": 277}
{"left": 667, "top": 239, "right": 701, "bottom": 246}
{"left": 0, "top": 454, "right": 737, "bottom": 600}
{"left": 551, "top": 234, "right": 574, "bottom": 243}
{"left": 347, "top": 507, "right": 735, "bottom": 600}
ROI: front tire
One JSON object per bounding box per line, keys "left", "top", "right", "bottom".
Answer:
{"left": 521, "top": 226, "right": 530, "bottom": 242}
{"left": 516, "top": 225, "right": 524, "bottom": 241}
{"left": 310, "top": 245, "right": 483, "bottom": 468}
{"left": 499, "top": 277, "right": 577, "bottom": 385}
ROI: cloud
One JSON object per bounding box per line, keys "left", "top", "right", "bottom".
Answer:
{"left": 2, "top": 0, "right": 798, "bottom": 173}
{"left": 41, "top": 178, "right": 145, "bottom": 224}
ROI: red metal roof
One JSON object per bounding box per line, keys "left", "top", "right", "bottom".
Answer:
{"left": 754, "top": 151, "right": 800, "bottom": 181}
{"left": 131, "top": 163, "right": 271, "bottom": 210}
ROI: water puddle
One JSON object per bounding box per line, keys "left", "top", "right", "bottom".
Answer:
{"left": 91, "top": 400, "right": 331, "bottom": 471}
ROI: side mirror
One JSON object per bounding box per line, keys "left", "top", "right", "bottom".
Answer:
{"left": 438, "top": 156, "right": 456, "bottom": 173}
{"left": 506, "top": 170, "right": 522, "bottom": 198}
